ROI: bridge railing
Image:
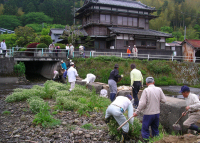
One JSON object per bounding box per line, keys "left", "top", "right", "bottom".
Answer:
{"left": 11, "top": 47, "right": 200, "bottom": 63}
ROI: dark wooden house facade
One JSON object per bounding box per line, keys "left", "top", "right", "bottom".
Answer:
{"left": 76, "top": 0, "right": 172, "bottom": 50}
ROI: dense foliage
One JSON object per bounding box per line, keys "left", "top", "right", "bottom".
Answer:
{"left": 13, "top": 62, "right": 25, "bottom": 77}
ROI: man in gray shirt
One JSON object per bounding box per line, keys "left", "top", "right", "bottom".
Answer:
{"left": 133, "top": 77, "right": 166, "bottom": 141}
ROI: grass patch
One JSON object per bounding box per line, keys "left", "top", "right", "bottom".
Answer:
{"left": 81, "top": 123, "right": 95, "bottom": 130}
{"left": 2, "top": 110, "right": 11, "bottom": 115}
{"left": 107, "top": 116, "right": 142, "bottom": 141}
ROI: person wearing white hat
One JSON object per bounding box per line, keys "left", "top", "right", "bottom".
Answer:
{"left": 67, "top": 62, "right": 78, "bottom": 91}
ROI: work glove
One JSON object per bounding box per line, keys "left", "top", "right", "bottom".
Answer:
{"left": 121, "top": 74, "right": 124, "bottom": 78}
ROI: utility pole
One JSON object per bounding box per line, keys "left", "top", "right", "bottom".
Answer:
{"left": 184, "top": 26, "right": 186, "bottom": 40}
{"left": 73, "top": 1, "right": 75, "bottom": 25}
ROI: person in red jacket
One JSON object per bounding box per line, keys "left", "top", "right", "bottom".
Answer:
{"left": 127, "top": 46, "right": 131, "bottom": 58}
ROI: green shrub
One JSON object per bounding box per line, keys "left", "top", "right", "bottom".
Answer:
{"left": 125, "top": 61, "right": 128, "bottom": 67}
{"left": 141, "top": 70, "right": 146, "bottom": 75}
{"left": 18, "top": 47, "right": 27, "bottom": 51}
{"left": 2, "top": 110, "right": 11, "bottom": 115}
{"left": 37, "top": 43, "right": 48, "bottom": 49}
{"left": 54, "top": 43, "right": 65, "bottom": 49}
{"left": 39, "top": 35, "right": 52, "bottom": 46}
{"left": 107, "top": 117, "right": 142, "bottom": 141}
{"left": 27, "top": 97, "right": 45, "bottom": 113}
{"left": 147, "top": 60, "right": 171, "bottom": 74}
{"left": 33, "top": 102, "right": 60, "bottom": 128}
{"left": 14, "top": 62, "right": 26, "bottom": 76}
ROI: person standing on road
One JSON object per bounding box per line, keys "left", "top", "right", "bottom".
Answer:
{"left": 1, "top": 39, "right": 6, "bottom": 57}
{"left": 133, "top": 77, "right": 166, "bottom": 142}
{"left": 108, "top": 64, "right": 123, "bottom": 102}
{"left": 67, "top": 62, "right": 78, "bottom": 91}
{"left": 69, "top": 43, "right": 74, "bottom": 57}
{"left": 127, "top": 46, "right": 131, "bottom": 58}
{"left": 49, "top": 43, "right": 55, "bottom": 57}
{"left": 130, "top": 64, "right": 143, "bottom": 108}
{"left": 105, "top": 95, "right": 134, "bottom": 143}
{"left": 66, "top": 44, "right": 70, "bottom": 57}
{"left": 132, "top": 45, "right": 138, "bottom": 58}
{"left": 180, "top": 85, "right": 200, "bottom": 133}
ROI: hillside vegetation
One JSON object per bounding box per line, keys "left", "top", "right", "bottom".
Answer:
{"left": 74, "top": 57, "right": 200, "bottom": 87}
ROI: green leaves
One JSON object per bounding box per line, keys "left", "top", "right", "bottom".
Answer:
{"left": 14, "top": 62, "right": 26, "bottom": 77}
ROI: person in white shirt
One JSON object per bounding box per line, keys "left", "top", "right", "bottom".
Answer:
{"left": 82, "top": 73, "right": 96, "bottom": 84}
{"left": 105, "top": 95, "right": 134, "bottom": 143}
{"left": 79, "top": 45, "right": 84, "bottom": 57}
{"left": 1, "top": 39, "right": 7, "bottom": 56}
{"left": 69, "top": 43, "right": 74, "bottom": 57}
{"left": 67, "top": 62, "right": 78, "bottom": 91}
{"left": 132, "top": 45, "right": 138, "bottom": 58}
{"left": 66, "top": 44, "right": 69, "bottom": 57}
{"left": 180, "top": 85, "right": 200, "bottom": 133}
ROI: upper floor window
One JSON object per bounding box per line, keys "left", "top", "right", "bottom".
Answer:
{"left": 118, "top": 16, "right": 138, "bottom": 27}
{"left": 100, "top": 14, "right": 110, "bottom": 23}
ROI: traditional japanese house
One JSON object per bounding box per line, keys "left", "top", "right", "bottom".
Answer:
{"left": 75, "top": 0, "right": 173, "bottom": 52}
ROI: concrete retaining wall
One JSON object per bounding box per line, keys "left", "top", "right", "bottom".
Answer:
{"left": 0, "top": 57, "right": 15, "bottom": 75}
{"left": 76, "top": 79, "right": 188, "bottom": 133}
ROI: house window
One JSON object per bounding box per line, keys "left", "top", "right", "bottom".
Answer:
{"left": 118, "top": 16, "right": 122, "bottom": 25}
{"left": 136, "top": 40, "right": 156, "bottom": 46}
{"left": 124, "top": 40, "right": 128, "bottom": 46}
{"left": 128, "top": 17, "right": 133, "bottom": 26}
{"left": 133, "top": 18, "right": 138, "bottom": 27}
{"left": 100, "top": 14, "right": 110, "bottom": 23}
{"left": 122, "top": 17, "right": 127, "bottom": 26}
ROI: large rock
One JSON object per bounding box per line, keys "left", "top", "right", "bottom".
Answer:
{"left": 86, "top": 83, "right": 103, "bottom": 94}
{"left": 75, "top": 80, "right": 87, "bottom": 86}
{"left": 160, "top": 96, "right": 187, "bottom": 133}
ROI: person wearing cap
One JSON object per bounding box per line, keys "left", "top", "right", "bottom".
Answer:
{"left": 61, "top": 60, "right": 67, "bottom": 71}
{"left": 67, "top": 59, "right": 72, "bottom": 69}
{"left": 67, "top": 62, "right": 78, "bottom": 91}
{"left": 132, "top": 45, "right": 138, "bottom": 58}
{"left": 130, "top": 63, "right": 143, "bottom": 108}
{"left": 133, "top": 77, "right": 166, "bottom": 141}
{"left": 180, "top": 85, "right": 200, "bottom": 133}
{"left": 105, "top": 95, "right": 134, "bottom": 143}
{"left": 108, "top": 64, "right": 123, "bottom": 102}
{"left": 127, "top": 46, "right": 131, "bottom": 58}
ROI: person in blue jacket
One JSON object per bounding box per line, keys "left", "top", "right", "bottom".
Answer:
{"left": 61, "top": 60, "right": 67, "bottom": 71}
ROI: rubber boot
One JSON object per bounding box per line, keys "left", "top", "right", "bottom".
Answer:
{"left": 189, "top": 124, "right": 200, "bottom": 133}
{"left": 120, "top": 131, "right": 127, "bottom": 143}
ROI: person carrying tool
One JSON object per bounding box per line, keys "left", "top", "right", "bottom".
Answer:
{"left": 180, "top": 85, "right": 200, "bottom": 133}
{"left": 67, "top": 62, "right": 78, "bottom": 91}
{"left": 105, "top": 95, "right": 134, "bottom": 143}
{"left": 108, "top": 64, "right": 123, "bottom": 102}
{"left": 133, "top": 77, "right": 166, "bottom": 142}
{"left": 130, "top": 64, "right": 143, "bottom": 109}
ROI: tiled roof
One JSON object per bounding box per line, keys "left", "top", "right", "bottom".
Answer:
{"left": 63, "top": 28, "right": 88, "bottom": 36}
{"left": 182, "top": 39, "right": 200, "bottom": 48}
{"left": 0, "top": 28, "right": 14, "bottom": 34}
{"left": 108, "top": 27, "right": 173, "bottom": 38}
{"left": 50, "top": 29, "right": 64, "bottom": 35}
{"left": 83, "top": 0, "right": 155, "bottom": 10}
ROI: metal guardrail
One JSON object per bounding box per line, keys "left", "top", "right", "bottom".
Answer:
{"left": 5, "top": 47, "right": 200, "bottom": 63}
